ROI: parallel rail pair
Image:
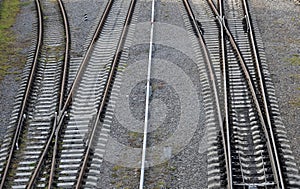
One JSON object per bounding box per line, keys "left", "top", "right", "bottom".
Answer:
{"left": 183, "top": 0, "right": 284, "bottom": 188}
{"left": 0, "top": 0, "right": 294, "bottom": 188}
{"left": 0, "top": 0, "right": 70, "bottom": 188}
{"left": 0, "top": 0, "right": 136, "bottom": 188}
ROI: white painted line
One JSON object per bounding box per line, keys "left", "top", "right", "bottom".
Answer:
{"left": 139, "top": 0, "right": 155, "bottom": 188}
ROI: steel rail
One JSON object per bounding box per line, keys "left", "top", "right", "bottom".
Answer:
{"left": 75, "top": 0, "right": 137, "bottom": 188}
{"left": 0, "top": 0, "right": 43, "bottom": 187}
{"left": 58, "top": 0, "right": 70, "bottom": 113}
{"left": 24, "top": 1, "right": 114, "bottom": 187}
{"left": 26, "top": 113, "right": 67, "bottom": 188}
{"left": 25, "top": 0, "right": 70, "bottom": 187}
{"left": 47, "top": 112, "right": 66, "bottom": 188}
{"left": 49, "top": 127, "right": 59, "bottom": 189}
{"left": 57, "top": 0, "right": 114, "bottom": 120}
{"left": 182, "top": 0, "right": 230, "bottom": 188}
{"left": 218, "top": 0, "right": 232, "bottom": 188}
{"left": 52, "top": 0, "right": 114, "bottom": 186}
{"left": 241, "top": 0, "right": 284, "bottom": 187}
{"left": 48, "top": 0, "right": 70, "bottom": 186}
{"left": 139, "top": 0, "right": 155, "bottom": 188}
{"left": 27, "top": 114, "right": 57, "bottom": 188}
{"left": 207, "top": 0, "right": 281, "bottom": 187}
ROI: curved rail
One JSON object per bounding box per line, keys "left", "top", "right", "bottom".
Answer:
{"left": 57, "top": 0, "right": 114, "bottom": 120}
{"left": 75, "top": 0, "right": 137, "bottom": 188}
{"left": 207, "top": 0, "right": 283, "bottom": 188}
{"left": 58, "top": 0, "right": 70, "bottom": 112}
{"left": 49, "top": 0, "right": 70, "bottom": 185}
{"left": 241, "top": 0, "right": 284, "bottom": 187}
{"left": 182, "top": 0, "right": 230, "bottom": 187}
{"left": 217, "top": 0, "right": 233, "bottom": 188}
{"left": 27, "top": 115, "right": 57, "bottom": 188}
{"left": 25, "top": 0, "right": 114, "bottom": 188}
{"left": 28, "top": 0, "right": 113, "bottom": 188}
{"left": 52, "top": 0, "right": 114, "bottom": 185}
{"left": 26, "top": 0, "right": 70, "bottom": 187}
{"left": 0, "top": 0, "right": 43, "bottom": 187}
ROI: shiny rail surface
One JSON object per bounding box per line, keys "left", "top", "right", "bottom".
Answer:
{"left": 241, "top": 0, "right": 284, "bottom": 187}
{"left": 57, "top": 0, "right": 114, "bottom": 118}
{"left": 53, "top": 0, "right": 134, "bottom": 187}
{"left": 75, "top": 0, "right": 137, "bottom": 188}
{"left": 25, "top": 0, "right": 116, "bottom": 188}
{"left": 0, "top": 0, "right": 70, "bottom": 187}
{"left": 206, "top": 0, "right": 284, "bottom": 188}
{"left": 183, "top": 0, "right": 289, "bottom": 188}
{"left": 182, "top": 0, "right": 230, "bottom": 187}
{"left": 0, "top": 0, "right": 298, "bottom": 188}
{"left": 26, "top": 0, "right": 70, "bottom": 187}
{"left": 0, "top": 0, "right": 43, "bottom": 187}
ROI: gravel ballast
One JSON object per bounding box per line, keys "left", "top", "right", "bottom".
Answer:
{"left": 251, "top": 0, "right": 300, "bottom": 168}
{"left": 0, "top": 0, "right": 298, "bottom": 187}
{"left": 0, "top": 0, "right": 34, "bottom": 140}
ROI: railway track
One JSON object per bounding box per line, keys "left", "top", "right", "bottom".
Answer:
{"left": 0, "top": 1, "right": 43, "bottom": 186}
{"left": 0, "top": 0, "right": 69, "bottom": 188}
{"left": 183, "top": 0, "right": 229, "bottom": 187}
{"left": 0, "top": 0, "right": 138, "bottom": 187}
{"left": 52, "top": 0, "right": 137, "bottom": 188}
{"left": 183, "top": 0, "right": 300, "bottom": 188}
{"left": 0, "top": 0, "right": 299, "bottom": 188}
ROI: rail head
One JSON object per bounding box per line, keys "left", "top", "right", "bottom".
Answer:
{"left": 25, "top": 0, "right": 71, "bottom": 187}
{"left": 57, "top": 0, "right": 70, "bottom": 112}
{"left": 183, "top": 0, "right": 231, "bottom": 188}
{"left": 58, "top": 0, "right": 115, "bottom": 120}
{"left": 241, "top": 0, "right": 284, "bottom": 187}
{"left": 0, "top": 0, "right": 43, "bottom": 187}
{"left": 207, "top": 0, "right": 284, "bottom": 188}
{"left": 75, "top": 0, "right": 137, "bottom": 188}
